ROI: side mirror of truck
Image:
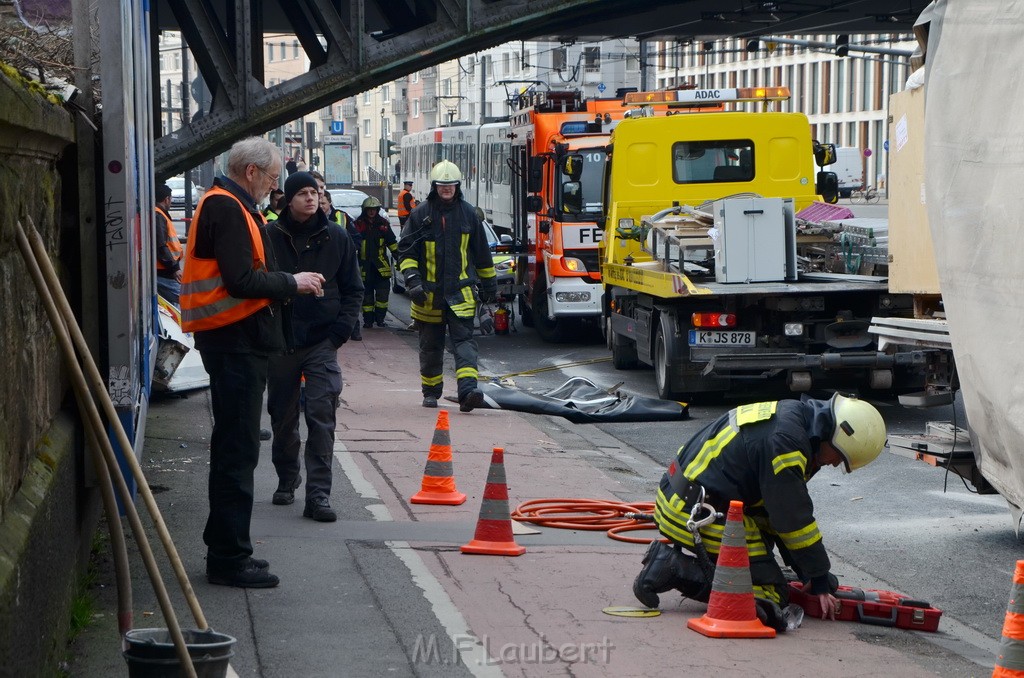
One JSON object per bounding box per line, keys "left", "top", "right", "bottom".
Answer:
{"left": 816, "top": 171, "right": 840, "bottom": 204}
{"left": 560, "top": 153, "right": 584, "bottom": 181}
{"left": 562, "top": 181, "right": 583, "bottom": 214}
{"left": 528, "top": 157, "right": 545, "bottom": 193}
{"left": 525, "top": 195, "right": 544, "bottom": 213}
{"left": 813, "top": 141, "right": 837, "bottom": 167}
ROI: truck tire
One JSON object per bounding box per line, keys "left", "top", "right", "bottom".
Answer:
{"left": 532, "top": 280, "right": 569, "bottom": 343}
{"left": 654, "top": 319, "right": 678, "bottom": 400}
{"left": 609, "top": 316, "right": 639, "bottom": 369}
{"left": 519, "top": 295, "right": 534, "bottom": 327}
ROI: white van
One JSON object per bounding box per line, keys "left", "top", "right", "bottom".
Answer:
{"left": 832, "top": 147, "right": 864, "bottom": 198}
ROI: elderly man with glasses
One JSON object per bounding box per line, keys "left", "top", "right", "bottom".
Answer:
{"left": 182, "top": 137, "right": 326, "bottom": 588}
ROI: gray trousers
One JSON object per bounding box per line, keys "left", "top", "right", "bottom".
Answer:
{"left": 267, "top": 339, "right": 342, "bottom": 502}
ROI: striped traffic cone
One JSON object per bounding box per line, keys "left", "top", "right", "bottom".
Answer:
{"left": 410, "top": 410, "right": 466, "bottom": 505}
{"left": 460, "top": 447, "right": 526, "bottom": 556}
{"left": 687, "top": 500, "right": 776, "bottom": 639}
{"left": 993, "top": 560, "right": 1024, "bottom": 677}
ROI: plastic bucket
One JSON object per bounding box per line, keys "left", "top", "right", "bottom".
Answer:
{"left": 123, "top": 628, "right": 235, "bottom": 678}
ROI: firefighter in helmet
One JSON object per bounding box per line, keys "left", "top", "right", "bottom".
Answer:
{"left": 397, "top": 160, "right": 496, "bottom": 412}
{"left": 633, "top": 393, "right": 886, "bottom": 631}
{"left": 353, "top": 196, "right": 399, "bottom": 328}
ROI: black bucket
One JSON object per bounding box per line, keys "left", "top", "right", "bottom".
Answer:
{"left": 123, "top": 628, "right": 236, "bottom": 678}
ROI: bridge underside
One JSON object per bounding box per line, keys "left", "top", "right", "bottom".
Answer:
{"left": 154, "top": 0, "right": 928, "bottom": 177}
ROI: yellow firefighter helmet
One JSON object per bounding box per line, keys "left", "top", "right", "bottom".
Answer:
{"left": 829, "top": 393, "right": 886, "bottom": 472}
{"left": 429, "top": 160, "right": 463, "bottom": 185}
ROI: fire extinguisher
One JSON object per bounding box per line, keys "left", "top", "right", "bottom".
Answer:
{"left": 494, "top": 302, "right": 510, "bottom": 335}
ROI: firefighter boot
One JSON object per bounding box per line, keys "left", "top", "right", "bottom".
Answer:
{"left": 363, "top": 312, "right": 374, "bottom": 329}
{"left": 633, "top": 540, "right": 683, "bottom": 609}
{"left": 375, "top": 308, "right": 388, "bottom": 328}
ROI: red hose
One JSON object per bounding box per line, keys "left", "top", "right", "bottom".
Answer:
{"left": 511, "top": 498, "right": 670, "bottom": 544}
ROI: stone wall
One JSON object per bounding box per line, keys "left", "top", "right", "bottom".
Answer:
{"left": 0, "top": 67, "right": 98, "bottom": 675}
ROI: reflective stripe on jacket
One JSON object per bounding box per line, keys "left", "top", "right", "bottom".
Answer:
{"left": 654, "top": 400, "right": 832, "bottom": 581}
{"left": 397, "top": 189, "right": 417, "bottom": 218}
{"left": 181, "top": 186, "right": 272, "bottom": 332}
{"left": 154, "top": 207, "right": 182, "bottom": 271}
{"left": 397, "top": 195, "right": 495, "bottom": 323}
{"left": 353, "top": 212, "right": 398, "bottom": 277}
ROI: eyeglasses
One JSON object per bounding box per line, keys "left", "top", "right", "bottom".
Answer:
{"left": 253, "top": 165, "right": 280, "bottom": 185}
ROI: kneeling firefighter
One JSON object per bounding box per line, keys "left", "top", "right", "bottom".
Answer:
{"left": 633, "top": 394, "right": 886, "bottom": 631}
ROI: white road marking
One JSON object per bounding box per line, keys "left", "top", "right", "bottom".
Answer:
{"left": 334, "top": 442, "right": 499, "bottom": 676}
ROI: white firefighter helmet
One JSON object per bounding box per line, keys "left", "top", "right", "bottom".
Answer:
{"left": 429, "top": 160, "right": 462, "bottom": 185}
{"left": 829, "top": 393, "right": 886, "bottom": 472}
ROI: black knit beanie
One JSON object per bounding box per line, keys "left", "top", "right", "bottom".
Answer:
{"left": 284, "top": 171, "right": 319, "bottom": 205}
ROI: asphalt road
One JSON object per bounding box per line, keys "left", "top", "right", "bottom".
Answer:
{"left": 383, "top": 193, "right": 1016, "bottom": 669}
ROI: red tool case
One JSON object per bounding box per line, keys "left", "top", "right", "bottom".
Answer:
{"left": 788, "top": 582, "right": 942, "bottom": 632}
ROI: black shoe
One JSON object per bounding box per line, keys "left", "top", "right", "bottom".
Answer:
{"left": 375, "top": 320, "right": 387, "bottom": 328}
{"left": 459, "top": 389, "right": 484, "bottom": 413}
{"left": 303, "top": 497, "right": 337, "bottom": 522}
{"left": 272, "top": 474, "right": 302, "bottom": 505}
{"left": 363, "top": 321, "right": 374, "bottom": 329}
{"left": 422, "top": 395, "right": 438, "bottom": 408}
{"left": 207, "top": 561, "right": 280, "bottom": 588}
{"left": 249, "top": 556, "right": 269, "bottom": 570}
{"left": 259, "top": 428, "right": 271, "bottom": 441}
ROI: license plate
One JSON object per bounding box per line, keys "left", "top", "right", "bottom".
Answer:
{"left": 688, "top": 330, "right": 756, "bottom": 347}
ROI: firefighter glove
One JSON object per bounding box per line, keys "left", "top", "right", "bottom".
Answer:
{"left": 407, "top": 285, "right": 428, "bottom": 305}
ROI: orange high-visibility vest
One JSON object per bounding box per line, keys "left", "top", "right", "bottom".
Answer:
{"left": 154, "top": 207, "right": 182, "bottom": 271}
{"left": 397, "top": 189, "right": 417, "bottom": 218}
{"left": 181, "top": 186, "right": 272, "bottom": 332}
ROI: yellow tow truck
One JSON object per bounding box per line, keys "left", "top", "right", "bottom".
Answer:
{"left": 600, "top": 86, "right": 926, "bottom": 400}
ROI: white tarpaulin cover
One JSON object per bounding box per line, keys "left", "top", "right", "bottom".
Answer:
{"left": 925, "top": 1, "right": 1024, "bottom": 515}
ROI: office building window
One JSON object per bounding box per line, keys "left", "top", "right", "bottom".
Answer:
{"left": 292, "top": 40, "right": 299, "bottom": 59}
{"left": 268, "top": 44, "right": 274, "bottom": 62}
{"left": 363, "top": 119, "right": 371, "bottom": 136}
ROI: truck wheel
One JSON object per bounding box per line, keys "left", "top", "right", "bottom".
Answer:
{"left": 610, "top": 316, "right": 638, "bottom": 369}
{"left": 519, "top": 295, "right": 534, "bottom": 327}
{"left": 654, "top": 321, "right": 677, "bottom": 400}
{"left": 532, "top": 282, "right": 567, "bottom": 343}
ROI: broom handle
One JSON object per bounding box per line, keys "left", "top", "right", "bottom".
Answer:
{"left": 15, "top": 220, "right": 198, "bottom": 677}
{"left": 24, "top": 217, "right": 207, "bottom": 631}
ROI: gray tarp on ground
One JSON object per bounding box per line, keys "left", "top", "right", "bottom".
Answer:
{"left": 475, "top": 377, "right": 689, "bottom": 423}
{"left": 925, "top": 1, "right": 1024, "bottom": 518}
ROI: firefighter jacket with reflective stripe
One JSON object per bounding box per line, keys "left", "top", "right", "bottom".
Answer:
{"left": 353, "top": 211, "right": 398, "bottom": 277}
{"left": 396, "top": 193, "right": 496, "bottom": 323}
{"left": 154, "top": 206, "right": 182, "bottom": 276}
{"left": 397, "top": 189, "right": 417, "bottom": 218}
{"left": 181, "top": 182, "right": 295, "bottom": 353}
{"left": 655, "top": 399, "right": 834, "bottom": 587}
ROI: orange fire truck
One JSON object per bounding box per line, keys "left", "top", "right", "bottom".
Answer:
{"left": 509, "top": 91, "right": 635, "bottom": 342}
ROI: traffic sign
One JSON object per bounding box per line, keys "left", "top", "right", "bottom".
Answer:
{"left": 597, "top": 82, "right": 606, "bottom": 93}
{"left": 323, "top": 134, "right": 351, "bottom": 144}
{"left": 330, "top": 120, "right": 344, "bottom": 134}
{"left": 883, "top": 140, "right": 890, "bottom": 151}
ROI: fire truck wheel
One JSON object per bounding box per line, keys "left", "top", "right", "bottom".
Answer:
{"left": 519, "top": 295, "right": 534, "bottom": 327}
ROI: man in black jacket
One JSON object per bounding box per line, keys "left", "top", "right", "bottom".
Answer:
{"left": 266, "top": 172, "right": 363, "bottom": 522}
{"left": 182, "top": 138, "right": 324, "bottom": 589}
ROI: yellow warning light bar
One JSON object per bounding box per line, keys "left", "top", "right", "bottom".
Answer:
{"left": 624, "top": 86, "right": 790, "bottom": 106}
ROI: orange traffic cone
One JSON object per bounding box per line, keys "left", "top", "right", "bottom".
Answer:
{"left": 410, "top": 410, "right": 466, "bottom": 505}
{"left": 687, "top": 499, "right": 776, "bottom": 639}
{"left": 993, "top": 560, "right": 1024, "bottom": 677}
{"left": 460, "top": 447, "right": 526, "bottom": 556}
